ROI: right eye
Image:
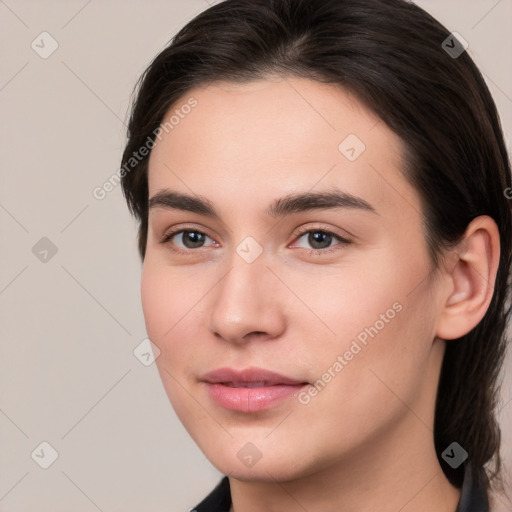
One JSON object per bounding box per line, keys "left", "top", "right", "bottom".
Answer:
{"left": 161, "top": 229, "right": 219, "bottom": 253}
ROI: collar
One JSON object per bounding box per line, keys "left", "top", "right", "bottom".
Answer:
{"left": 193, "top": 461, "right": 488, "bottom": 512}
{"left": 455, "top": 461, "right": 489, "bottom": 512}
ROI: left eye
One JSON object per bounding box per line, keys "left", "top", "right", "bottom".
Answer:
{"left": 294, "top": 229, "right": 349, "bottom": 251}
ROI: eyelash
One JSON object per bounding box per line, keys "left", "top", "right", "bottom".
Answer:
{"left": 159, "top": 225, "right": 352, "bottom": 257}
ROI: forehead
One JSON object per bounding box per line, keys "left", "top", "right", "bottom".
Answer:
{"left": 147, "top": 77, "right": 420, "bottom": 219}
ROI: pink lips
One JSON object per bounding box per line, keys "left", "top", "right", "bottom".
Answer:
{"left": 200, "top": 367, "right": 308, "bottom": 413}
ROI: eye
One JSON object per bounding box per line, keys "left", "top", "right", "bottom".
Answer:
{"left": 160, "top": 226, "right": 351, "bottom": 256}
{"left": 291, "top": 227, "right": 351, "bottom": 254}
{"left": 160, "top": 228, "right": 217, "bottom": 253}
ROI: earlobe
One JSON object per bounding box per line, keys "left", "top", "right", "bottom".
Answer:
{"left": 435, "top": 215, "right": 500, "bottom": 341}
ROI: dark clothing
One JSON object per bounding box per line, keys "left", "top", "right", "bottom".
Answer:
{"left": 455, "top": 462, "right": 489, "bottom": 512}
{"left": 193, "top": 461, "right": 489, "bottom": 512}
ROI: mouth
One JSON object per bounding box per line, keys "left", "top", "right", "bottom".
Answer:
{"left": 219, "top": 381, "right": 298, "bottom": 388}
{"left": 199, "top": 367, "right": 309, "bottom": 412}
{"left": 200, "top": 367, "right": 308, "bottom": 386}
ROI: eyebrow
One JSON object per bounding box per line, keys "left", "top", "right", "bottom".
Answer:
{"left": 148, "top": 188, "right": 378, "bottom": 218}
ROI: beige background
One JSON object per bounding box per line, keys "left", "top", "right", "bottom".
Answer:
{"left": 0, "top": 0, "right": 511, "bottom": 510}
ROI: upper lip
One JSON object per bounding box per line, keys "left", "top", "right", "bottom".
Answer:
{"left": 200, "top": 367, "right": 307, "bottom": 386}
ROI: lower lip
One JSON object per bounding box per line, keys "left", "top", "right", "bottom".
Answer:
{"left": 204, "top": 383, "right": 307, "bottom": 412}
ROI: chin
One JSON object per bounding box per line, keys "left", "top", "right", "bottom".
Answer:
{"left": 206, "top": 448, "right": 317, "bottom": 483}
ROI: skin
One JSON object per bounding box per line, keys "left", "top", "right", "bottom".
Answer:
{"left": 142, "top": 76, "right": 500, "bottom": 512}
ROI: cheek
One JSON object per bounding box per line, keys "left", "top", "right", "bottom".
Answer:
{"left": 288, "top": 255, "right": 404, "bottom": 348}
{"left": 141, "top": 262, "right": 197, "bottom": 413}
{"left": 140, "top": 260, "right": 210, "bottom": 376}
{"left": 298, "top": 244, "right": 435, "bottom": 397}
{"left": 141, "top": 264, "right": 169, "bottom": 340}
{"left": 140, "top": 262, "right": 194, "bottom": 381}
{"left": 141, "top": 260, "right": 200, "bottom": 340}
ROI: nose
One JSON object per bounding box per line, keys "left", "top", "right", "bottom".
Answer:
{"left": 207, "top": 254, "right": 287, "bottom": 345}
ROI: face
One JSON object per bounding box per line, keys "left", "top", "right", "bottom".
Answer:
{"left": 142, "top": 77, "right": 445, "bottom": 481}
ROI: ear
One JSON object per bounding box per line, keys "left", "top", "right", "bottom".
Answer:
{"left": 435, "top": 215, "right": 501, "bottom": 341}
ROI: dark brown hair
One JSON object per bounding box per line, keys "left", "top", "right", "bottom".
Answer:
{"left": 120, "top": 0, "right": 512, "bottom": 497}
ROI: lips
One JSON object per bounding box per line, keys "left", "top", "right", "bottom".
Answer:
{"left": 200, "top": 367, "right": 309, "bottom": 413}
{"left": 222, "top": 381, "right": 273, "bottom": 388}
{"left": 200, "top": 367, "right": 307, "bottom": 386}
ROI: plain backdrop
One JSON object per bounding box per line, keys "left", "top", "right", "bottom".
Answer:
{"left": 1, "top": 0, "right": 511, "bottom": 510}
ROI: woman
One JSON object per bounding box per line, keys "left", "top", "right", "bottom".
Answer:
{"left": 120, "top": 0, "right": 511, "bottom": 510}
